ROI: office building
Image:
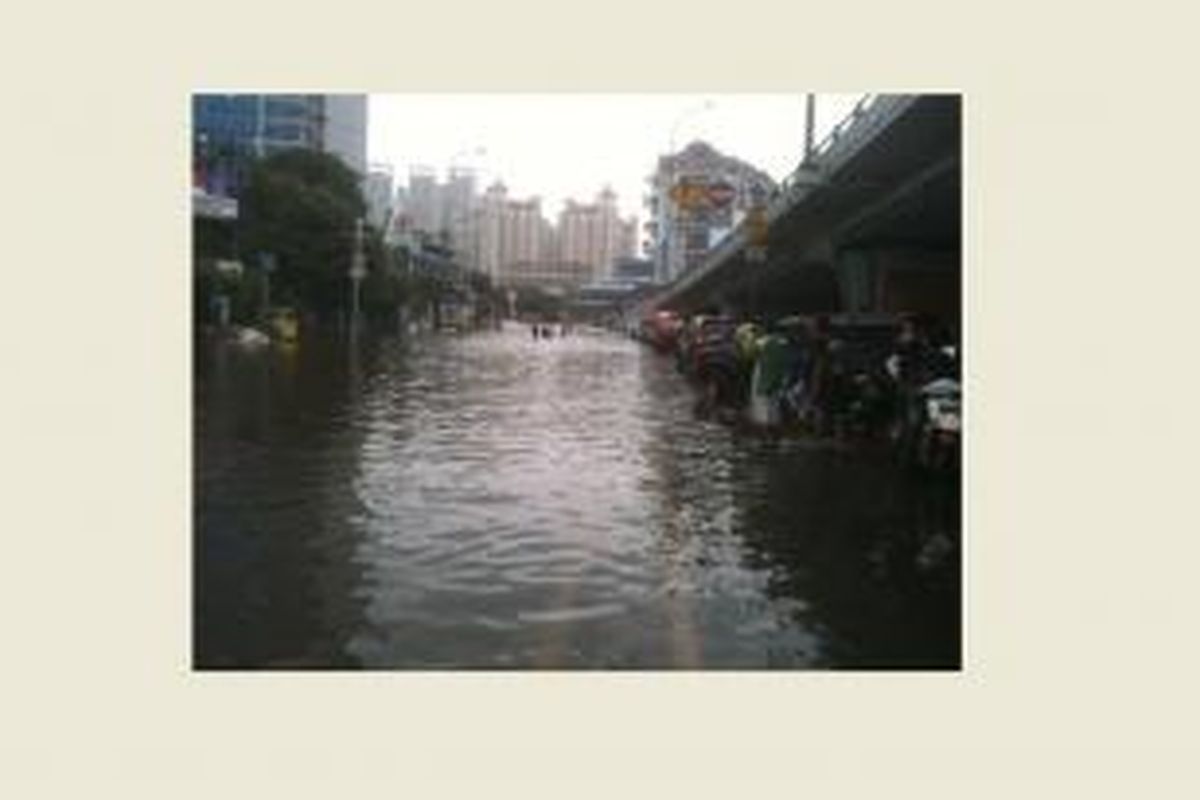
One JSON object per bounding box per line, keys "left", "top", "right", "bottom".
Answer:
{"left": 322, "top": 94, "right": 368, "bottom": 176}
{"left": 406, "top": 167, "right": 443, "bottom": 236}
{"left": 363, "top": 167, "right": 395, "bottom": 232}
{"left": 558, "top": 188, "right": 637, "bottom": 282}
{"left": 192, "top": 93, "right": 368, "bottom": 199}
{"left": 646, "top": 140, "right": 776, "bottom": 283}
{"left": 444, "top": 167, "right": 479, "bottom": 264}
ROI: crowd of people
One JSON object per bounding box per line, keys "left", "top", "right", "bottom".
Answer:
{"left": 638, "top": 309, "right": 962, "bottom": 468}
{"left": 529, "top": 321, "right": 574, "bottom": 340}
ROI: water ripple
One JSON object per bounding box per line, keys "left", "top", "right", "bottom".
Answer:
{"left": 195, "top": 324, "right": 961, "bottom": 668}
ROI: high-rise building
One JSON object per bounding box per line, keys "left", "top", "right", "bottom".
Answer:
{"left": 406, "top": 167, "right": 443, "bottom": 235}
{"left": 646, "top": 140, "right": 776, "bottom": 283}
{"left": 558, "top": 187, "right": 637, "bottom": 282}
{"left": 322, "top": 94, "right": 368, "bottom": 176}
{"left": 506, "top": 198, "right": 544, "bottom": 269}
{"left": 193, "top": 94, "right": 324, "bottom": 197}
{"left": 539, "top": 217, "right": 558, "bottom": 270}
{"left": 476, "top": 181, "right": 507, "bottom": 281}
{"left": 444, "top": 167, "right": 479, "bottom": 264}
{"left": 398, "top": 169, "right": 636, "bottom": 291}
{"left": 192, "top": 93, "right": 368, "bottom": 199}
{"left": 473, "top": 183, "right": 549, "bottom": 285}
{"left": 363, "top": 167, "right": 395, "bottom": 232}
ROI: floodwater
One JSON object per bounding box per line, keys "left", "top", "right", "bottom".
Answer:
{"left": 194, "top": 324, "right": 960, "bottom": 669}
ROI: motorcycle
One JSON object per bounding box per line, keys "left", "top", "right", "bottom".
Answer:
{"left": 915, "top": 377, "right": 961, "bottom": 472}
{"left": 885, "top": 344, "right": 961, "bottom": 470}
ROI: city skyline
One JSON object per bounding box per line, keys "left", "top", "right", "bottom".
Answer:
{"left": 368, "top": 93, "right": 865, "bottom": 221}
{"left": 395, "top": 171, "right": 638, "bottom": 286}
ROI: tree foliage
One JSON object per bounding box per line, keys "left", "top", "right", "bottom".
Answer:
{"left": 238, "top": 149, "right": 369, "bottom": 316}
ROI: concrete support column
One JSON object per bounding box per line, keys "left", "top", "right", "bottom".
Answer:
{"left": 835, "top": 249, "right": 875, "bottom": 313}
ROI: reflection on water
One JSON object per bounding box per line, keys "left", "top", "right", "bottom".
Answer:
{"left": 194, "top": 325, "right": 959, "bottom": 669}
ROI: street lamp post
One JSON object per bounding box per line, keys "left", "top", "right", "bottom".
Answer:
{"left": 804, "top": 93, "right": 816, "bottom": 164}
{"left": 258, "top": 252, "right": 276, "bottom": 322}
{"left": 350, "top": 217, "right": 367, "bottom": 332}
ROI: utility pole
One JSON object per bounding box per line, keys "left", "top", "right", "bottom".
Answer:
{"left": 350, "top": 217, "right": 367, "bottom": 333}
{"left": 804, "top": 93, "right": 816, "bottom": 164}
{"left": 259, "top": 252, "right": 276, "bottom": 322}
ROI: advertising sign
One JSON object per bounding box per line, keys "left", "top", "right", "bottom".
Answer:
{"left": 669, "top": 180, "right": 710, "bottom": 211}
{"left": 746, "top": 206, "right": 769, "bottom": 245}
{"left": 706, "top": 181, "right": 736, "bottom": 207}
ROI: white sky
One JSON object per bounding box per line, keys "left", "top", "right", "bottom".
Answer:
{"left": 367, "top": 94, "right": 865, "bottom": 222}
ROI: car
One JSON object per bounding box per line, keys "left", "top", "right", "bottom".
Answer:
{"left": 639, "top": 310, "right": 682, "bottom": 352}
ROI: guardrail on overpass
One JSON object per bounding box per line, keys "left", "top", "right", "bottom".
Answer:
{"left": 648, "top": 94, "right": 922, "bottom": 311}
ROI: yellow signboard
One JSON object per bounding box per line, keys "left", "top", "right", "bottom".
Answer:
{"left": 746, "top": 206, "right": 769, "bottom": 245}
{"left": 669, "top": 181, "right": 710, "bottom": 211}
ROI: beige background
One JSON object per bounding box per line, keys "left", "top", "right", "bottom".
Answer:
{"left": 2, "top": 1, "right": 1198, "bottom": 796}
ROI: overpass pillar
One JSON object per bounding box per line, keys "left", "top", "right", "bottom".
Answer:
{"left": 835, "top": 246, "right": 960, "bottom": 320}
{"left": 835, "top": 249, "right": 876, "bottom": 313}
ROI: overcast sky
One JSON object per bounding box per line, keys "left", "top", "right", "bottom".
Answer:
{"left": 367, "top": 94, "right": 865, "bottom": 221}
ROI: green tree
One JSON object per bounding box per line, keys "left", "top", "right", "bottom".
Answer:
{"left": 238, "top": 149, "right": 369, "bottom": 318}
{"left": 361, "top": 230, "right": 404, "bottom": 320}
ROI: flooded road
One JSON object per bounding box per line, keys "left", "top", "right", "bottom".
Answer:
{"left": 194, "top": 325, "right": 960, "bottom": 669}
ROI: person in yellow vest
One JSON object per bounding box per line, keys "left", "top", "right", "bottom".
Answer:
{"left": 749, "top": 324, "right": 790, "bottom": 428}
{"left": 734, "top": 320, "right": 763, "bottom": 407}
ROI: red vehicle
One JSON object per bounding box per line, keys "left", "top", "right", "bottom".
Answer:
{"left": 640, "top": 310, "right": 682, "bottom": 352}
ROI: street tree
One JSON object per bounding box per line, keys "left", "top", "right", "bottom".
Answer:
{"left": 238, "top": 149, "right": 370, "bottom": 319}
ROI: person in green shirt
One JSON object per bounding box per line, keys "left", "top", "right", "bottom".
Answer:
{"left": 749, "top": 325, "right": 791, "bottom": 428}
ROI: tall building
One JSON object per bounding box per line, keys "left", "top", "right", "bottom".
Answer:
{"left": 508, "top": 199, "right": 544, "bottom": 267}
{"left": 558, "top": 188, "right": 637, "bottom": 282}
{"left": 193, "top": 94, "right": 323, "bottom": 197}
{"left": 473, "top": 183, "right": 548, "bottom": 285}
{"left": 192, "top": 93, "right": 368, "bottom": 199}
{"left": 397, "top": 169, "right": 637, "bottom": 291}
{"left": 476, "top": 181, "right": 508, "bottom": 281}
{"left": 322, "top": 94, "right": 368, "bottom": 176}
{"left": 444, "top": 167, "right": 479, "bottom": 264}
{"left": 363, "top": 166, "right": 395, "bottom": 232}
{"left": 406, "top": 167, "right": 443, "bottom": 235}
{"left": 646, "top": 140, "right": 776, "bottom": 283}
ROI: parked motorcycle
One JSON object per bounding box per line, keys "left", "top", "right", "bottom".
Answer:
{"left": 915, "top": 377, "right": 961, "bottom": 471}
{"left": 885, "top": 342, "right": 960, "bottom": 470}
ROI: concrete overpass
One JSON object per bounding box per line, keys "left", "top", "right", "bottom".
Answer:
{"left": 647, "top": 94, "right": 961, "bottom": 323}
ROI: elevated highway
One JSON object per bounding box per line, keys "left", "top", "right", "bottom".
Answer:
{"left": 648, "top": 94, "right": 961, "bottom": 323}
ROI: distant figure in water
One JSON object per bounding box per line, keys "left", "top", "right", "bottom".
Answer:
{"left": 531, "top": 324, "right": 539, "bottom": 340}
